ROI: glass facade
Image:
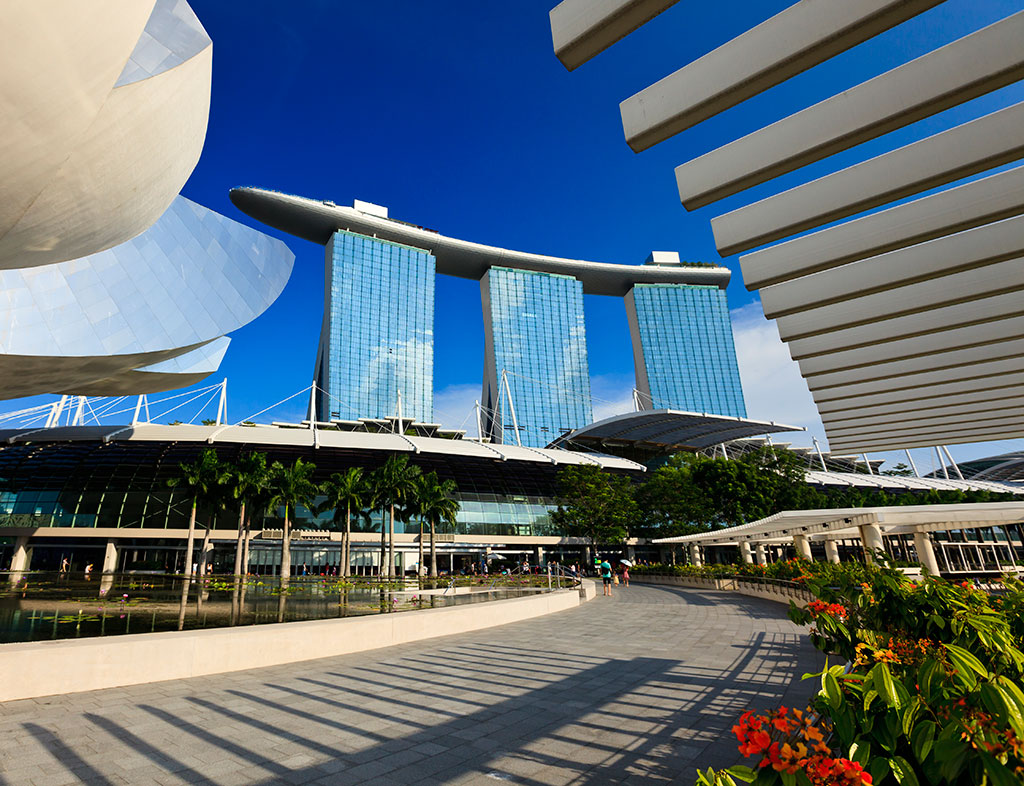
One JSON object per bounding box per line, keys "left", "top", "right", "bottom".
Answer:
{"left": 316, "top": 230, "right": 434, "bottom": 422}
{"left": 626, "top": 284, "right": 747, "bottom": 418}
{"left": 0, "top": 440, "right": 596, "bottom": 538}
{"left": 481, "top": 267, "right": 593, "bottom": 447}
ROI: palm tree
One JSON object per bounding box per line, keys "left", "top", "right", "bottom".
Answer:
{"left": 415, "top": 472, "right": 459, "bottom": 578}
{"left": 167, "top": 448, "right": 229, "bottom": 577}
{"left": 318, "top": 467, "right": 365, "bottom": 578}
{"left": 371, "top": 455, "right": 421, "bottom": 580}
{"left": 229, "top": 452, "right": 272, "bottom": 577}
{"left": 265, "top": 458, "right": 318, "bottom": 582}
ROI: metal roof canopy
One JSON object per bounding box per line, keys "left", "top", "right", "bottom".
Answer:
{"left": 552, "top": 409, "right": 803, "bottom": 451}
{"left": 0, "top": 423, "right": 645, "bottom": 473}
{"left": 653, "top": 501, "right": 1024, "bottom": 545}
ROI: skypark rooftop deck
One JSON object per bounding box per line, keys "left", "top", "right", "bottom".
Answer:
{"left": 229, "top": 187, "right": 731, "bottom": 296}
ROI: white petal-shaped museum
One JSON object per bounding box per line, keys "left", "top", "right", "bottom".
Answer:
{"left": 0, "top": 0, "right": 212, "bottom": 269}
{"left": 0, "top": 198, "right": 295, "bottom": 397}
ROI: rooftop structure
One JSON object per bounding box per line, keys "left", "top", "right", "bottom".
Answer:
{"left": 550, "top": 0, "right": 1024, "bottom": 453}
{"left": 232, "top": 189, "right": 748, "bottom": 448}
{"left": 228, "top": 188, "right": 729, "bottom": 297}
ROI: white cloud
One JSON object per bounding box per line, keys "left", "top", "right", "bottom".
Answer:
{"left": 731, "top": 300, "right": 826, "bottom": 450}
{"left": 432, "top": 383, "right": 483, "bottom": 436}
{"left": 590, "top": 373, "right": 635, "bottom": 422}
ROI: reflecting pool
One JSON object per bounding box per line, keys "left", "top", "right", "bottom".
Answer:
{"left": 0, "top": 573, "right": 562, "bottom": 644}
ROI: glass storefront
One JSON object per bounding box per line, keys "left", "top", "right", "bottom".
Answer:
{"left": 0, "top": 439, "right": 597, "bottom": 538}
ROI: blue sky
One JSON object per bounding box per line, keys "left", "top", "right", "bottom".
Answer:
{"left": 10, "top": 0, "right": 1024, "bottom": 472}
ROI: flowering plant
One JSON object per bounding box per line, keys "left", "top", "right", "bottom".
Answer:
{"left": 696, "top": 566, "right": 1024, "bottom": 785}
{"left": 697, "top": 706, "right": 873, "bottom": 786}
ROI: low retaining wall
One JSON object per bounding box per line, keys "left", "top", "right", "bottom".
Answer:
{"left": 0, "top": 588, "right": 585, "bottom": 702}
{"left": 633, "top": 574, "right": 813, "bottom": 605}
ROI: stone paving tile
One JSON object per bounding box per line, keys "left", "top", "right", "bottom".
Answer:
{"left": 0, "top": 584, "right": 824, "bottom": 785}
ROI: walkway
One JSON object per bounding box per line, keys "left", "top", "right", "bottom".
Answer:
{"left": 0, "top": 584, "right": 824, "bottom": 786}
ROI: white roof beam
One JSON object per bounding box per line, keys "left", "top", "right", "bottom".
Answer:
{"left": 620, "top": 0, "right": 942, "bottom": 153}
{"left": 777, "top": 256, "right": 1024, "bottom": 342}
{"left": 788, "top": 290, "right": 1024, "bottom": 360}
{"left": 804, "top": 336, "right": 1024, "bottom": 390}
{"left": 713, "top": 101, "right": 1024, "bottom": 255}
{"left": 825, "top": 408, "right": 1024, "bottom": 438}
{"left": 816, "top": 381, "right": 1024, "bottom": 418}
{"left": 830, "top": 427, "right": 1024, "bottom": 452}
{"left": 674, "top": 12, "right": 1024, "bottom": 209}
{"left": 812, "top": 356, "right": 1024, "bottom": 402}
{"left": 797, "top": 316, "right": 1024, "bottom": 377}
{"left": 760, "top": 215, "right": 1024, "bottom": 319}
{"left": 742, "top": 164, "right": 1024, "bottom": 291}
{"left": 550, "top": 0, "right": 681, "bottom": 71}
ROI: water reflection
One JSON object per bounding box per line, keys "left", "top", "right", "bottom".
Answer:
{"left": 0, "top": 572, "right": 552, "bottom": 644}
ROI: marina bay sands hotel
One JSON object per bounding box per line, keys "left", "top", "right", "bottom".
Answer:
{"left": 230, "top": 188, "right": 746, "bottom": 448}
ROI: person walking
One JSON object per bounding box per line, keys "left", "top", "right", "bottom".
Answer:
{"left": 600, "top": 558, "right": 613, "bottom": 596}
{"left": 621, "top": 562, "right": 630, "bottom": 588}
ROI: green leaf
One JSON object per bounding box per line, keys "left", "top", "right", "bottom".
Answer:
{"left": 824, "top": 671, "right": 843, "bottom": 710}
{"left": 864, "top": 689, "right": 879, "bottom": 712}
{"left": 870, "top": 663, "right": 900, "bottom": 708}
{"left": 725, "top": 766, "right": 756, "bottom": 784}
{"left": 929, "top": 614, "right": 945, "bottom": 629}
{"left": 850, "top": 740, "right": 871, "bottom": 767}
{"left": 911, "top": 720, "right": 935, "bottom": 763}
{"left": 943, "top": 643, "right": 989, "bottom": 678}
{"left": 870, "top": 756, "right": 891, "bottom": 784}
{"left": 889, "top": 756, "right": 920, "bottom": 786}
{"left": 980, "top": 753, "right": 1021, "bottom": 786}
{"left": 901, "top": 697, "right": 922, "bottom": 736}
{"left": 994, "top": 682, "right": 1024, "bottom": 737}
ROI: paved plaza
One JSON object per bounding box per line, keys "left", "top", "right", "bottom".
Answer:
{"left": 0, "top": 584, "right": 824, "bottom": 786}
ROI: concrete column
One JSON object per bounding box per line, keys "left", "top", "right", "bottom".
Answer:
{"left": 913, "top": 530, "right": 942, "bottom": 575}
{"left": 689, "top": 543, "right": 703, "bottom": 567}
{"left": 824, "top": 539, "right": 840, "bottom": 564}
{"left": 197, "top": 538, "right": 214, "bottom": 575}
{"left": 793, "top": 534, "right": 812, "bottom": 560}
{"left": 102, "top": 540, "right": 119, "bottom": 575}
{"left": 9, "top": 536, "right": 31, "bottom": 573}
{"left": 859, "top": 523, "right": 885, "bottom": 564}
{"left": 626, "top": 545, "right": 636, "bottom": 560}
{"left": 535, "top": 546, "right": 545, "bottom": 566}
{"left": 755, "top": 542, "right": 767, "bottom": 565}
{"left": 740, "top": 541, "right": 753, "bottom": 564}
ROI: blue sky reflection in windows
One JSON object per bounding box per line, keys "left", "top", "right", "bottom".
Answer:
{"left": 315, "top": 230, "right": 434, "bottom": 422}
{"left": 626, "top": 284, "right": 746, "bottom": 418}
{"left": 482, "top": 267, "right": 592, "bottom": 447}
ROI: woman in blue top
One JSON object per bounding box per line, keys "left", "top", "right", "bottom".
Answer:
{"left": 600, "top": 559, "right": 613, "bottom": 596}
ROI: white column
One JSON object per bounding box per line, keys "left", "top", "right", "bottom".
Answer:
{"left": 102, "top": 540, "right": 119, "bottom": 574}
{"left": 824, "top": 539, "right": 840, "bottom": 564}
{"left": 859, "top": 523, "right": 885, "bottom": 564}
{"left": 740, "top": 541, "right": 753, "bottom": 564}
{"left": 535, "top": 546, "right": 545, "bottom": 566}
{"left": 198, "top": 538, "right": 214, "bottom": 575}
{"left": 755, "top": 542, "right": 767, "bottom": 565}
{"left": 689, "top": 543, "right": 703, "bottom": 567}
{"left": 9, "top": 536, "right": 31, "bottom": 572}
{"left": 793, "top": 534, "right": 812, "bottom": 560}
{"left": 913, "top": 530, "right": 941, "bottom": 575}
